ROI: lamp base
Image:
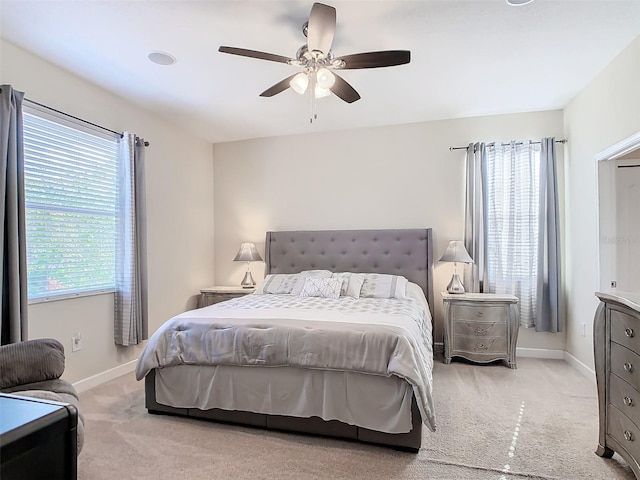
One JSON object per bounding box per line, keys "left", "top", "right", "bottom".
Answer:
{"left": 446, "top": 273, "right": 466, "bottom": 294}
{"left": 240, "top": 271, "right": 256, "bottom": 288}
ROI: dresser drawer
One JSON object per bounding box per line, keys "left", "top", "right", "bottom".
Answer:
{"left": 610, "top": 373, "right": 640, "bottom": 428}
{"left": 453, "top": 320, "right": 507, "bottom": 338}
{"left": 611, "top": 309, "right": 640, "bottom": 354}
{"left": 451, "top": 304, "right": 508, "bottom": 322}
{"left": 453, "top": 336, "right": 507, "bottom": 355}
{"left": 611, "top": 342, "right": 640, "bottom": 389}
{"left": 608, "top": 405, "right": 640, "bottom": 461}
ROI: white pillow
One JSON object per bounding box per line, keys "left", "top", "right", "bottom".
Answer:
{"left": 331, "top": 272, "right": 365, "bottom": 298}
{"left": 290, "top": 270, "right": 333, "bottom": 295}
{"left": 298, "top": 276, "right": 342, "bottom": 299}
{"left": 360, "top": 273, "right": 408, "bottom": 299}
{"left": 254, "top": 273, "right": 300, "bottom": 294}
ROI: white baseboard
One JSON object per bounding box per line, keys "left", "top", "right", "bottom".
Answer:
{"left": 72, "top": 359, "right": 137, "bottom": 393}
{"left": 516, "top": 347, "right": 565, "bottom": 359}
{"left": 564, "top": 350, "right": 596, "bottom": 382}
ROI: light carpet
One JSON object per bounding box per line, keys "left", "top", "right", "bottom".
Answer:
{"left": 77, "top": 357, "right": 634, "bottom": 480}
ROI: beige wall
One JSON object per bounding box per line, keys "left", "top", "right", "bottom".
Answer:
{"left": 212, "top": 111, "right": 566, "bottom": 350}
{"left": 563, "top": 34, "right": 640, "bottom": 370}
{"left": 7, "top": 30, "right": 637, "bottom": 382}
{"left": 1, "top": 40, "right": 215, "bottom": 383}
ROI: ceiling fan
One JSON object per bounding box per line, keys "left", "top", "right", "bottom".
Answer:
{"left": 219, "top": 2, "right": 410, "bottom": 120}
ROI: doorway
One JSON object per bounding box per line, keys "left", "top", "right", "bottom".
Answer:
{"left": 596, "top": 131, "right": 640, "bottom": 292}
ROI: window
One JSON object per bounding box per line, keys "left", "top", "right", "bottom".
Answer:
{"left": 485, "top": 142, "right": 541, "bottom": 324}
{"left": 23, "top": 108, "right": 119, "bottom": 302}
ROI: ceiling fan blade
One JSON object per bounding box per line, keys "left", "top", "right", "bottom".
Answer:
{"left": 306, "top": 3, "right": 336, "bottom": 55}
{"left": 219, "top": 46, "right": 293, "bottom": 64}
{"left": 334, "top": 50, "right": 411, "bottom": 69}
{"left": 260, "top": 74, "right": 298, "bottom": 97}
{"left": 330, "top": 73, "right": 361, "bottom": 104}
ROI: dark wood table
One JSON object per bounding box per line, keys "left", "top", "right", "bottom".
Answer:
{"left": 0, "top": 393, "right": 78, "bottom": 480}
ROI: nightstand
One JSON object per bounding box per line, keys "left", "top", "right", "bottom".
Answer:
{"left": 199, "top": 286, "right": 255, "bottom": 307}
{"left": 442, "top": 292, "right": 520, "bottom": 369}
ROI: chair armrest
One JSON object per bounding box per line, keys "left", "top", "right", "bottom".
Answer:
{"left": 0, "top": 338, "right": 65, "bottom": 389}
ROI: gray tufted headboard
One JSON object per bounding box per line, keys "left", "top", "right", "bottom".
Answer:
{"left": 264, "top": 228, "right": 434, "bottom": 318}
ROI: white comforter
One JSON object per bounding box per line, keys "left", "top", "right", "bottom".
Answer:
{"left": 135, "top": 283, "right": 436, "bottom": 431}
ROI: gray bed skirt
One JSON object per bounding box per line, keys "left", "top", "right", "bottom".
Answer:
{"left": 144, "top": 369, "right": 423, "bottom": 452}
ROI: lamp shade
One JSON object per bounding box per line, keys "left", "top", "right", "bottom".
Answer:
{"left": 290, "top": 72, "right": 309, "bottom": 95}
{"left": 233, "top": 242, "right": 263, "bottom": 262}
{"left": 439, "top": 240, "right": 473, "bottom": 264}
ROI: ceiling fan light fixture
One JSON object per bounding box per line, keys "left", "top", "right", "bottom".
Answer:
{"left": 314, "top": 85, "right": 331, "bottom": 99}
{"left": 316, "top": 67, "right": 335, "bottom": 88}
{"left": 219, "top": 2, "right": 410, "bottom": 115}
{"left": 290, "top": 72, "right": 309, "bottom": 94}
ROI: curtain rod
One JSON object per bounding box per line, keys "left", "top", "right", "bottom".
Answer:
{"left": 449, "top": 138, "right": 566, "bottom": 151}
{"left": 24, "top": 98, "right": 150, "bottom": 147}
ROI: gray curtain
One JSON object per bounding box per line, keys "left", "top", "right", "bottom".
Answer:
{"left": 463, "top": 142, "right": 489, "bottom": 293}
{"left": 114, "top": 133, "right": 148, "bottom": 346}
{"left": 0, "top": 85, "right": 28, "bottom": 345}
{"left": 535, "top": 137, "right": 562, "bottom": 332}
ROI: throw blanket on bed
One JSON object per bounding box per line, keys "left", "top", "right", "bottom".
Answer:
{"left": 135, "top": 284, "right": 436, "bottom": 431}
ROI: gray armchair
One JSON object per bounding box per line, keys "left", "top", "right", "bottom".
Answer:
{"left": 0, "top": 338, "right": 84, "bottom": 454}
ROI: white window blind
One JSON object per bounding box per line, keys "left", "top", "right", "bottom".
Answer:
{"left": 485, "top": 142, "right": 540, "bottom": 325}
{"left": 23, "top": 109, "right": 119, "bottom": 302}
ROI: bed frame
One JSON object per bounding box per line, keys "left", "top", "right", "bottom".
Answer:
{"left": 145, "top": 228, "right": 434, "bottom": 451}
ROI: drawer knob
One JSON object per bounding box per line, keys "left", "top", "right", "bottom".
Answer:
{"left": 476, "top": 311, "right": 484, "bottom": 317}
{"left": 474, "top": 327, "right": 488, "bottom": 336}
{"left": 626, "top": 328, "right": 635, "bottom": 338}
{"left": 476, "top": 343, "right": 488, "bottom": 350}
{"left": 624, "top": 396, "right": 634, "bottom": 407}
{"left": 625, "top": 362, "right": 634, "bottom": 373}
{"left": 625, "top": 430, "right": 635, "bottom": 442}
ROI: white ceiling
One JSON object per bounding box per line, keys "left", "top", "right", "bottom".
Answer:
{"left": 2, "top": 0, "right": 640, "bottom": 144}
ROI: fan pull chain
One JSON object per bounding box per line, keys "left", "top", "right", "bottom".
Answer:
{"left": 309, "top": 72, "right": 317, "bottom": 123}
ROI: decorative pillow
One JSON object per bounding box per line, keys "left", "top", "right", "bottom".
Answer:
{"left": 254, "top": 273, "right": 300, "bottom": 294}
{"left": 331, "top": 272, "right": 365, "bottom": 299}
{"left": 360, "top": 273, "right": 408, "bottom": 299}
{"left": 290, "top": 270, "right": 333, "bottom": 296}
{"left": 299, "top": 276, "right": 342, "bottom": 299}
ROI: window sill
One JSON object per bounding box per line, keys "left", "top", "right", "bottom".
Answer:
{"left": 28, "top": 288, "right": 115, "bottom": 305}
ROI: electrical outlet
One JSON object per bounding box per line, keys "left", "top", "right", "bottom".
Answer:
{"left": 71, "top": 332, "right": 83, "bottom": 352}
{"left": 580, "top": 322, "right": 586, "bottom": 337}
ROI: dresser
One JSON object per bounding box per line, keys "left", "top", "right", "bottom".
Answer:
{"left": 199, "top": 286, "right": 255, "bottom": 307}
{"left": 594, "top": 291, "right": 640, "bottom": 478}
{"left": 442, "top": 292, "right": 520, "bottom": 369}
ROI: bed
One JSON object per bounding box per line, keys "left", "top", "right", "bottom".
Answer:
{"left": 137, "top": 228, "right": 435, "bottom": 451}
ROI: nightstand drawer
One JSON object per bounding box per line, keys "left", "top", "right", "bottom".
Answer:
{"left": 453, "top": 320, "right": 507, "bottom": 338}
{"left": 199, "top": 287, "right": 255, "bottom": 308}
{"left": 453, "top": 336, "right": 507, "bottom": 355}
{"left": 451, "top": 304, "right": 508, "bottom": 323}
{"left": 611, "top": 309, "right": 640, "bottom": 354}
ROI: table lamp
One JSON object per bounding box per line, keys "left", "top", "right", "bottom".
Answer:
{"left": 439, "top": 240, "right": 474, "bottom": 294}
{"left": 233, "top": 242, "right": 263, "bottom": 288}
